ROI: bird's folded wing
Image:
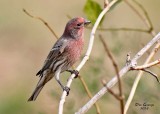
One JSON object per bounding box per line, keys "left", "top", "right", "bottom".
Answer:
{"left": 36, "top": 38, "right": 68, "bottom": 76}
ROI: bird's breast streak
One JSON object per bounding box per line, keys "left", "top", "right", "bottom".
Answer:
{"left": 67, "top": 38, "right": 84, "bottom": 63}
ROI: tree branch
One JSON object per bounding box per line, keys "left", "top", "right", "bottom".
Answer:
{"left": 104, "top": 0, "right": 109, "bottom": 8}
{"left": 99, "top": 34, "right": 124, "bottom": 114}
{"left": 142, "top": 69, "right": 159, "bottom": 83}
{"left": 86, "top": 26, "right": 150, "bottom": 33}
{"left": 124, "top": 42, "right": 160, "bottom": 114}
{"left": 124, "top": 0, "right": 156, "bottom": 36}
{"left": 23, "top": 9, "right": 59, "bottom": 39}
{"left": 129, "top": 59, "right": 160, "bottom": 83}
{"left": 76, "top": 32, "right": 160, "bottom": 114}
{"left": 123, "top": 0, "right": 158, "bottom": 113}
{"left": 131, "top": 59, "right": 160, "bottom": 70}
{"left": 101, "top": 79, "right": 123, "bottom": 101}
{"left": 79, "top": 76, "right": 101, "bottom": 114}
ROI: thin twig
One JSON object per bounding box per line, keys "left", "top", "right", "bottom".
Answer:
{"left": 73, "top": 65, "right": 101, "bottom": 114}
{"left": 123, "top": 1, "right": 158, "bottom": 113}
{"left": 101, "top": 79, "right": 123, "bottom": 101}
{"left": 75, "top": 0, "right": 159, "bottom": 113}
{"left": 131, "top": 59, "right": 160, "bottom": 70}
{"left": 84, "top": 0, "right": 157, "bottom": 35}
{"left": 86, "top": 26, "right": 150, "bottom": 33}
{"left": 124, "top": 1, "right": 150, "bottom": 28}
{"left": 104, "top": 0, "right": 109, "bottom": 8}
{"left": 124, "top": 42, "right": 160, "bottom": 114}
{"left": 124, "top": 0, "right": 156, "bottom": 36}
{"left": 99, "top": 35, "right": 124, "bottom": 114}
{"left": 72, "top": 66, "right": 101, "bottom": 114}
{"left": 130, "top": 59, "right": 160, "bottom": 83}
{"left": 142, "top": 69, "right": 160, "bottom": 83}
{"left": 79, "top": 76, "right": 101, "bottom": 114}
{"left": 23, "top": 9, "right": 59, "bottom": 39}
{"left": 132, "top": 0, "right": 153, "bottom": 33}
{"left": 76, "top": 32, "right": 160, "bottom": 114}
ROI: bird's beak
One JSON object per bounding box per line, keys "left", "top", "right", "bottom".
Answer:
{"left": 84, "top": 19, "right": 91, "bottom": 26}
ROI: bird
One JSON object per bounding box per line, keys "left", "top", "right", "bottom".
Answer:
{"left": 28, "top": 17, "right": 91, "bottom": 101}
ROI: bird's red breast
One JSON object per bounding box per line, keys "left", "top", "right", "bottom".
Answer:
{"left": 65, "top": 37, "right": 84, "bottom": 65}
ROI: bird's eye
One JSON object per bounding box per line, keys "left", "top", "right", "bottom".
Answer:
{"left": 77, "top": 23, "right": 82, "bottom": 26}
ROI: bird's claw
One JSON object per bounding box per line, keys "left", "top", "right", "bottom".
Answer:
{"left": 63, "top": 86, "right": 70, "bottom": 96}
{"left": 67, "top": 70, "right": 79, "bottom": 78}
{"left": 72, "top": 70, "right": 79, "bottom": 78}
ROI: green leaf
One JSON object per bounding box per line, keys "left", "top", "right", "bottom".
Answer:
{"left": 83, "top": 0, "right": 103, "bottom": 25}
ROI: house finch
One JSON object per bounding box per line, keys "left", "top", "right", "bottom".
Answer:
{"left": 28, "top": 17, "right": 91, "bottom": 101}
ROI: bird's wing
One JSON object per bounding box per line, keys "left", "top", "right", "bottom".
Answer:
{"left": 36, "top": 38, "right": 68, "bottom": 76}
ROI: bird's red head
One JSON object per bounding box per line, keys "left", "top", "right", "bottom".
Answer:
{"left": 63, "top": 17, "right": 91, "bottom": 39}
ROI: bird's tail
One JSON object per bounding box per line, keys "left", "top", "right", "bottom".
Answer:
{"left": 28, "top": 76, "right": 45, "bottom": 101}
{"left": 28, "top": 85, "right": 44, "bottom": 101}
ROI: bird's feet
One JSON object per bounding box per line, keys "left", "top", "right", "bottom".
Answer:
{"left": 63, "top": 86, "right": 70, "bottom": 96}
{"left": 67, "top": 70, "right": 79, "bottom": 78}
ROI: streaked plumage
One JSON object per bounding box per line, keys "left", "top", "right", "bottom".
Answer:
{"left": 28, "top": 17, "right": 91, "bottom": 101}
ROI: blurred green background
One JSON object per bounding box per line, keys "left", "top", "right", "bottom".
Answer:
{"left": 0, "top": 0, "right": 160, "bottom": 114}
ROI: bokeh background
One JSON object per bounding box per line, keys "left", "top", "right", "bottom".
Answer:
{"left": 0, "top": 0, "right": 160, "bottom": 114}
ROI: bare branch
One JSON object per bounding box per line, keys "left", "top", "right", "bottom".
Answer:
{"left": 104, "top": 0, "right": 109, "bottom": 8}
{"left": 86, "top": 26, "right": 150, "bottom": 33}
{"left": 23, "top": 9, "right": 59, "bottom": 39}
{"left": 75, "top": 1, "right": 160, "bottom": 114}
{"left": 124, "top": 1, "right": 149, "bottom": 28}
{"left": 131, "top": 59, "right": 160, "bottom": 70}
{"left": 124, "top": 42, "right": 160, "bottom": 114}
{"left": 129, "top": 59, "right": 160, "bottom": 83}
{"left": 101, "top": 79, "right": 123, "bottom": 101}
{"left": 79, "top": 76, "right": 101, "bottom": 114}
{"left": 76, "top": 32, "right": 160, "bottom": 114}
{"left": 123, "top": 1, "right": 158, "bottom": 113}
{"left": 142, "top": 69, "right": 160, "bottom": 83}
{"left": 99, "top": 34, "right": 124, "bottom": 114}
{"left": 132, "top": 0, "right": 153, "bottom": 32}
{"left": 124, "top": 0, "right": 156, "bottom": 36}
